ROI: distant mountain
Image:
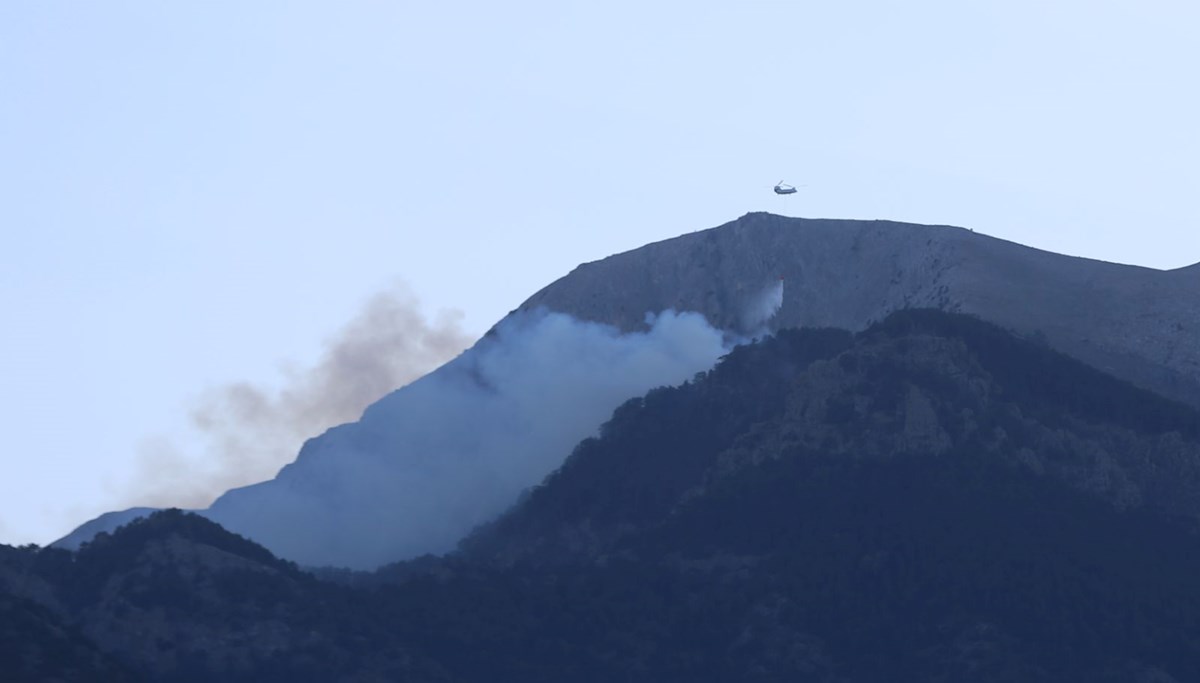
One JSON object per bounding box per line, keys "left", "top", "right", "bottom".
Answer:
{"left": 59, "top": 214, "right": 1200, "bottom": 570}
{"left": 12, "top": 311, "right": 1200, "bottom": 681}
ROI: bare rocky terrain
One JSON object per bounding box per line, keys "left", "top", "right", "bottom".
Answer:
{"left": 521, "top": 212, "right": 1200, "bottom": 408}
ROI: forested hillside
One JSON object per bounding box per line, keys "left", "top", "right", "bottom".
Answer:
{"left": 4, "top": 310, "right": 1200, "bottom": 682}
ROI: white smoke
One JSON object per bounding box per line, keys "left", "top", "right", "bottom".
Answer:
{"left": 742, "top": 278, "right": 785, "bottom": 333}
{"left": 204, "top": 308, "right": 735, "bottom": 569}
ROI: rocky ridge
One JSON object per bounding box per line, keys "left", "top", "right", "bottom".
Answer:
{"left": 521, "top": 213, "right": 1200, "bottom": 407}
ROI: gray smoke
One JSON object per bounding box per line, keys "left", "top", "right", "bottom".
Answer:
{"left": 93, "top": 281, "right": 788, "bottom": 569}
{"left": 203, "top": 307, "right": 737, "bottom": 568}
{"left": 125, "top": 284, "right": 472, "bottom": 510}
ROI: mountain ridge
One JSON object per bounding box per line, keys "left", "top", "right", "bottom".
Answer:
{"left": 12, "top": 310, "right": 1200, "bottom": 682}
{"left": 463, "top": 309, "right": 1200, "bottom": 569}
{"left": 56, "top": 214, "right": 1200, "bottom": 570}
{"left": 521, "top": 213, "right": 1200, "bottom": 408}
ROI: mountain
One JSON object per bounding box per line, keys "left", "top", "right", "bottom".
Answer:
{"left": 0, "top": 588, "right": 138, "bottom": 682}
{"left": 3, "top": 511, "right": 447, "bottom": 682}
{"left": 522, "top": 213, "right": 1200, "bottom": 407}
{"left": 11, "top": 311, "right": 1200, "bottom": 681}
{"left": 465, "top": 310, "right": 1200, "bottom": 566}
{"left": 58, "top": 214, "right": 1200, "bottom": 570}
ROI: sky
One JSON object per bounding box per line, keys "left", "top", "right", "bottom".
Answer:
{"left": 1, "top": 1, "right": 1197, "bottom": 546}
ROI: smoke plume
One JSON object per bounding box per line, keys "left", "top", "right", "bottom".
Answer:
{"left": 204, "top": 307, "right": 735, "bottom": 568}
{"left": 73, "top": 284, "right": 789, "bottom": 567}
{"left": 126, "top": 284, "right": 472, "bottom": 510}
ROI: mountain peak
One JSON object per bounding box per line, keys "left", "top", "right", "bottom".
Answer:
{"left": 78, "top": 509, "right": 291, "bottom": 571}
{"left": 519, "top": 215, "right": 1200, "bottom": 408}
{"left": 57, "top": 215, "right": 1199, "bottom": 571}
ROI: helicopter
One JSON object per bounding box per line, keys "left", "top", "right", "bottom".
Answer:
{"left": 773, "top": 180, "right": 798, "bottom": 195}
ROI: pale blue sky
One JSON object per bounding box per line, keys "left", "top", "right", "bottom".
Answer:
{"left": 2, "top": 1, "right": 1197, "bottom": 545}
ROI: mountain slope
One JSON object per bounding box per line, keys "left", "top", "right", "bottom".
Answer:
{"left": 466, "top": 309, "right": 1200, "bottom": 566}
{"left": 446, "top": 310, "right": 1200, "bottom": 680}
{"left": 59, "top": 214, "right": 1199, "bottom": 570}
{"left": 0, "top": 591, "right": 138, "bottom": 683}
{"left": 6, "top": 511, "right": 449, "bottom": 682}
{"left": 15, "top": 311, "right": 1200, "bottom": 681}
{"left": 522, "top": 213, "right": 1200, "bottom": 408}
{"left": 59, "top": 310, "right": 733, "bottom": 568}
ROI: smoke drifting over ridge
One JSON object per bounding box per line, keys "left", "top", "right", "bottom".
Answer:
{"left": 205, "top": 277, "right": 789, "bottom": 569}
{"left": 70, "top": 278, "right": 790, "bottom": 567}
{"left": 124, "top": 284, "right": 472, "bottom": 510}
